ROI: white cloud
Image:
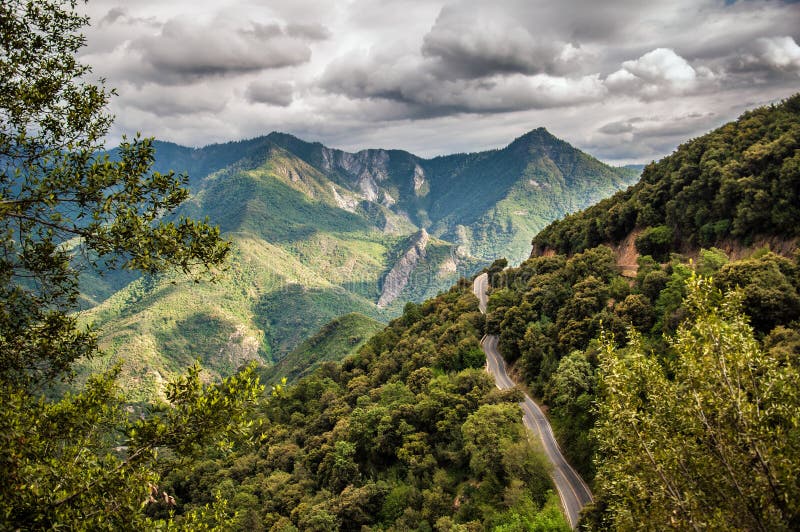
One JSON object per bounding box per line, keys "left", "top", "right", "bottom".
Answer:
{"left": 605, "top": 48, "right": 711, "bottom": 99}
{"left": 752, "top": 36, "right": 800, "bottom": 73}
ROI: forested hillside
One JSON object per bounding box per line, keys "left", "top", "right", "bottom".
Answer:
{"left": 259, "top": 312, "right": 384, "bottom": 385}
{"left": 74, "top": 94, "right": 799, "bottom": 529}
{"left": 474, "top": 95, "right": 800, "bottom": 529}
{"left": 155, "top": 284, "right": 570, "bottom": 531}
{"left": 533, "top": 94, "right": 800, "bottom": 256}
{"left": 6, "top": 0, "right": 800, "bottom": 529}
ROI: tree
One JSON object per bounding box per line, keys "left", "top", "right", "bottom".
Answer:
{"left": 0, "top": 0, "right": 230, "bottom": 386}
{"left": 0, "top": 1, "right": 262, "bottom": 528}
{"left": 715, "top": 252, "right": 800, "bottom": 334}
{"left": 634, "top": 225, "right": 673, "bottom": 262}
{"left": 593, "top": 275, "right": 800, "bottom": 530}
{"left": 1, "top": 364, "right": 263, "bottom": 530}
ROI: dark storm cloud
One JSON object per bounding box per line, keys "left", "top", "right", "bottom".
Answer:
{"left": 246, "top": 81, "right": 295, "bottom": 107}
{"left": 286, "top": 23, "right": 332, "bottom": 41}
{"left": 82, "top": 0, "right": 800, "bottom": 165}
{"left": 121, "top": 16, "right": 330, "bottom": 85}
{"left": 420, "top": 6, "right": 589, "bottom": 78}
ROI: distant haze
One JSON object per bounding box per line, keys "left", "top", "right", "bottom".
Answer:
{"left": 80, "top": 0, "right": 800, "bottom": 164}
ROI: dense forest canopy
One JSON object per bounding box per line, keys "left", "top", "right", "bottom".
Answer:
{"left": 480, "top": 94, "right": 800, "bottom": 529}
{"left": 154, "top": 284, "right": 570, "bottom": 530}
{"left": 532, "top": 94, "right": 800, "bottom": 255}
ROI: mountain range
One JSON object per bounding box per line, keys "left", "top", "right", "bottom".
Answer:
{"left": 77, "top": 128, "right": 638, "bottom": 399}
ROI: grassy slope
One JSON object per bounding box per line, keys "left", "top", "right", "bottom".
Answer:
{"left": 259, "top": 312, "right": 385, "bottom": 385}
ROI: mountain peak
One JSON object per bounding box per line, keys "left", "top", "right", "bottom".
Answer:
{"left": 508, "top": 127, "right": 559, "bottom": 147}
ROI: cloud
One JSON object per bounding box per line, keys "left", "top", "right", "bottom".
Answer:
{"left": 587, "top": 109, "right": 725, "bottom": 162}
{"left": 598, "top": 118, "right": 642, "bottom": 135}
{"left": 125, "top": 16, "right": 328, "bottom": 84}
{"left": 286, "top": 23, "right": 331, "bottom": 41}
{"left": 321, "top": 50, "right": 607, "bottom": 118}
{"left": 79, "top": 0, "right": 800, "bottom": 166}
{"left": 420, "top": 6, "right": 591, "bottom": 78}
{"left": 98, "top": 6, "right": 159, "bottom": 28}
{"left": 597, "top": 112, "right": 717, "bottom": 139}
{"left": 119, "top": 83, "right": 230, "bottom": 117}
{"left": 735, "top": 36, "right": 800, "bottom": 76}
{"left": 246, "top": 81, "right": 295, "bottom": 106}
{"left": 605, "top": 48, "right": 714, "bottom": 99}
{"left": 99, "top": 7, "right": 126, "bottom": 26}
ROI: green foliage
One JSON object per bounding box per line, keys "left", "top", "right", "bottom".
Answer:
{"left": 0, "top": 0, "right": 229, "bottom": 387}
{"left": 0, "top": 364, "right": 263, "bottom": 530}
{"left": 492, "top": 492, "right": 571, "bottom": 532}
{"left": 533, "top": 94, "right": 800, "bottom": 255}
{"left": 715, "top": 251, "right": 800, "bottom": 334}
{"left": 256, "top": 285, "right": 386, "bottom": 360}
{"left": 78, "top": 90, "right": 636, "bottom": 399}
{"left": 158, "top": 283, "right": 559, "bottom": 529}
{"left": 0, "top": 2, "right": 266, "bottom": 528}
{"left": 483, "top": 236, "right": 800, "bottom": 493}
{"left": 593, "top": 276, "right": 800, "bottom": 530}
{"left": 634, "top": 225, "right": 673, "bottom": 262}
{"left": 261, "top": 313, "right": 385, "bottom": 385}
{"left": 696, "top": 246, "right": 729, "bottom": 276}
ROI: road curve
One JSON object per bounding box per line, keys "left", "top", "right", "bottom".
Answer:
{"left": 473, "top": 273, "right": 593, "bottom": 529}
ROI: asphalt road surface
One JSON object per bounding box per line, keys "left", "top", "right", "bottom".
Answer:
{"left": 473, "top": 273, "right": 593, "bottom": 529}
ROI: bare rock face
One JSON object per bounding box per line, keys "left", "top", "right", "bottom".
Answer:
{"left": 329, "top": 184, "right": 359, "bottom": 212}
{"left": 377, "top": 229, "right": 430, "bottom": 308}
{"left": 320, "top": 147, "right": 391, "bottom": 202}
{"left": 413, "top": 164, "right": 427, "bottom": 196}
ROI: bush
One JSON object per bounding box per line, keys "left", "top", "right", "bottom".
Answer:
{"left": 635, "top": 226, "right": 674, "bottom": 262}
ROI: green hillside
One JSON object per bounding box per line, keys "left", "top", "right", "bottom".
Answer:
{"left": 533, "top": 94, "right": 800, "bottom": 256}
{"left": 260, "top": 312, "right": 385, "bottom": 385}
{"left": 61, "top": 93, "right": 800, "bottom": 530}
{"left": 157, "top": 282, "right": 569, "bottom": 530}
{"left": 429, "top": 128, "right": 639, "bottom": 262}
{"left": 266, "top": 127, "right": 639, "bottom": 264}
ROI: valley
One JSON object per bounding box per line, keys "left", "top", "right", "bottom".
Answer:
{"left": 79, "top": 129, "right": 638, "bottom": 398}
{"left": 5, "top": 1, "right": 800, "bottom": 529}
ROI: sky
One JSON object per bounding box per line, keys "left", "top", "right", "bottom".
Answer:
{"left": 79, "top": 0, "right": 800, "bottom": 164}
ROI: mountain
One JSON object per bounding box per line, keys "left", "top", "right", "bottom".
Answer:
{"left": 134, "top": 94, "right": 800, "bottom": 531}
{"left": 78, "top": 128, "right": 638, "bottom": 400}
{"left": 264, "top": 128, "right": 640, "bottom": 264}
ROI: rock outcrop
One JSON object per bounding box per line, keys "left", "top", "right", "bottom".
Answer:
{"left": 377, "top": 229, "right": 430, "bottom": 308}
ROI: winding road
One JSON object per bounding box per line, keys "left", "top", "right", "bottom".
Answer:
{"left": 473, "top": 272, "right": 593, "bottom": 529}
